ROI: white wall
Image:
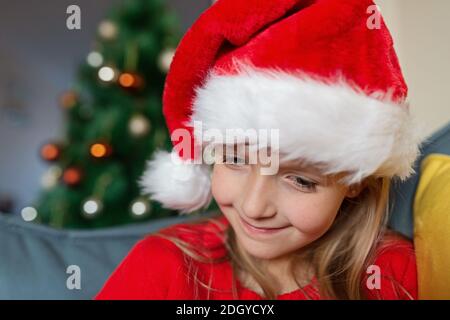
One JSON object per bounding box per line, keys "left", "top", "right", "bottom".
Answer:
{"left": 377, "top": 0, "right": 450, "bottom": 137}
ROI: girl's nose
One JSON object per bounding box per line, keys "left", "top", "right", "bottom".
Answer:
{"left": 240, "top": 169, "right": 277, "bottom": 220}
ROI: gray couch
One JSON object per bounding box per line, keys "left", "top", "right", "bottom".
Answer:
{"left": 0, "top": 213, "right": 198, "bottom": 299}
{"left": 1, "top": 121, "right": 449, "bottom": 299}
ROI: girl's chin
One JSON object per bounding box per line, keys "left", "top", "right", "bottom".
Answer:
{"left": 237, "top": 235, "right": 290, "bottom": 260}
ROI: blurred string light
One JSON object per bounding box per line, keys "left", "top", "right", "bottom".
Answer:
{"left": 119, "top": 72, "right": 144, "bottom": 90}
{"left": 118, "top": 73, "right": 135, "bottom": 87}
{"left": 21, "top": 206, "right": 38, "bottom": 222}
{"left": 82, "top": 197, "right": 103, "bottom": 217}
{"left": 98, "top": 20, "right": 118, "bottom": 40}
{"left": 63, "top": 166, "right": 83, "bottom": 186}
{"left": 41, "top": 166, "right": 62, "bottom": 189}
{"left": 98, "top": 66, "right": 117, "bottom": 82}
{"left": 86, "top": 51, "right": 104, "bottom": 68}
{"left": 129, "top": 114, "right": 150, "bottom": 137}
{"left": 158, "top": 48, "right": 175, "bottom": 73}
{"left": 59, "top": 90, "right": 79, "bottom": 110}
{"left": 130, "top": 198, "right": 151, "bottom": 217}
{"left": 90, "top": 142, "right": 112, "bottom": 159}
{"left": 40, "top": 143, "right": 61, "bottom": 162}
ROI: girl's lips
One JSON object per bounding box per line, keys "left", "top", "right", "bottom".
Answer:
{"left": 239, "top": 216, "right": 289, "bottom": 236}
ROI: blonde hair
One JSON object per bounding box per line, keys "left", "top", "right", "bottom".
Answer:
{"left": 153, "top": 175, "right": 408, "bottom": 299}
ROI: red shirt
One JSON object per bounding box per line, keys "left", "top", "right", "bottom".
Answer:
{"left": 95, "top": 215, "right": 417, "bottom": 300}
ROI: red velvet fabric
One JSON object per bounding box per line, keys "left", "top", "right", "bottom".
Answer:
{"left": 163, "top": 0, "right": 408, "bottom": 161}
{"left": 95, "top": 215, "right": 417, "bottom": 300}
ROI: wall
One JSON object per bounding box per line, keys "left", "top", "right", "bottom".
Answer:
{"left": 377, "top": 0, "right": 450, "bottom": 136}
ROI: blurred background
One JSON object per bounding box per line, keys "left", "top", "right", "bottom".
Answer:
{"left": 0, "top": 0, "right": 449, "bottom": 228}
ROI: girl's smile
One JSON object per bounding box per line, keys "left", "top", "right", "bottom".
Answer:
{"left": 238, "top": 214, "right": 291, "bottom": 238}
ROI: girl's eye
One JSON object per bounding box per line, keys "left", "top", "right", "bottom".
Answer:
{"left": 222, "top": 155, "right": 246, "bottom": 166}
{"left": 286, "top": 175, "right": 317, "bottom": 191}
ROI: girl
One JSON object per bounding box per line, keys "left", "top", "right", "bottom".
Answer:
{"left": 96, "top": 0, "right": 423, "bottom": 300}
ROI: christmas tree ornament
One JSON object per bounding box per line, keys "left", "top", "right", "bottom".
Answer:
{"left": 59, "top": 90, "right": 78, "bottom": 110}
{"left": 98, "top": 66, "right": 117, "bottom": 82}
{"left": 63, "top": 166, "right": 83, "bottom": 186}
{"left": 130, "top": 198, "right": 151, "bottom": 218}
{"left": 40, "top": 143, "right": 61, "bottom": 162}
{"left": 129, "top": 114, "right": 150, "bottom": 137}
{"left": 21, "top": 206, "right": 38, "bottom": 222}
{"left": 98, "top": 20, "right": 118, "bottom": 40}
{"left": 82, "top": 197, "right": 103, "bottom": 218}
{"left": 86, "top": 51, "right": 104, "bottom": 68}
{"left": 119, "top": 72, "right": 144, "bottom": 91}
{"left": 41, "top": 166, "right": 62, "bottom": 189}
{"left": 90, "top": 142, "right": 113, "bottom": 159}
{"left": 157, "top": 48, "right": 175, "bottom": 73}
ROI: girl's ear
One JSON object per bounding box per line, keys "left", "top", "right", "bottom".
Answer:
{"left": 345, "top": 180, "right": 367, "bottom": 199}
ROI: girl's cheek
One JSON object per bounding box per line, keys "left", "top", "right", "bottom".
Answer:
{"left": 282, "top": 193, "right": 344, "bottom": 236}
{"left": 211, "top": 165, "right": 242, "bottom": 205}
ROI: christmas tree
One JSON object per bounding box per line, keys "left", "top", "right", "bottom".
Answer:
{"left": 32, "top": 0, "right": 191, "bottom": 229}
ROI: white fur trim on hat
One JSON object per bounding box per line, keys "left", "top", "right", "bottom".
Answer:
{"left": 138, "top": 150, "right": 212, "bottom": 214}
{"left": 189, "top": 66, "right": 425, "bottom": 185}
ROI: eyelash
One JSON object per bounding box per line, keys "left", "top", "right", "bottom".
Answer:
{"left": 222, "top": 155, "right": 246, "bottom": 166}
{"left": 286, "top": 175, "right": 317, "bottom": 191}
{"left": 221, "top": 155, "right": 318, "bottom": 191}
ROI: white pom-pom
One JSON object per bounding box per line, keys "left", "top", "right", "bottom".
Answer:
{"left": 138, "top": 150, "right": 212, "bottom": 214}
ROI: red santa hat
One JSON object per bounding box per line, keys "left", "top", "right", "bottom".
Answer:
{"left": 139, "top": 0, "right": 423, "bottom": 214}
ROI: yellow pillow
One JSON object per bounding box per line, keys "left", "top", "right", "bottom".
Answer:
{"left": 414, "top": 153, "right": 450, "bottom": 299}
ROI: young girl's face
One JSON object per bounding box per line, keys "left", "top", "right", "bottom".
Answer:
{"left": 211, "top": 146, "right": 359, "bottom": 261}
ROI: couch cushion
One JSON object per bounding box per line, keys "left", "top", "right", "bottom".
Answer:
{"left": 0, "top": 213, "right": 199, "bottom": 299}
{"left": 413, "top": 154, "right": 450, "bottom": 299}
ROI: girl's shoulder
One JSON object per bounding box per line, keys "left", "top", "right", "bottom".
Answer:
{"left": 94, "top": 233, "right": 186, "bottom": 299}
{"left": 364, "top": 230, "right": 418, "bottom": 299}
{"left": 95, "top": 214, "right": 230, "bottom": 299}
{"left": 374, "top": 230, "right": 416, "bottom": 268}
